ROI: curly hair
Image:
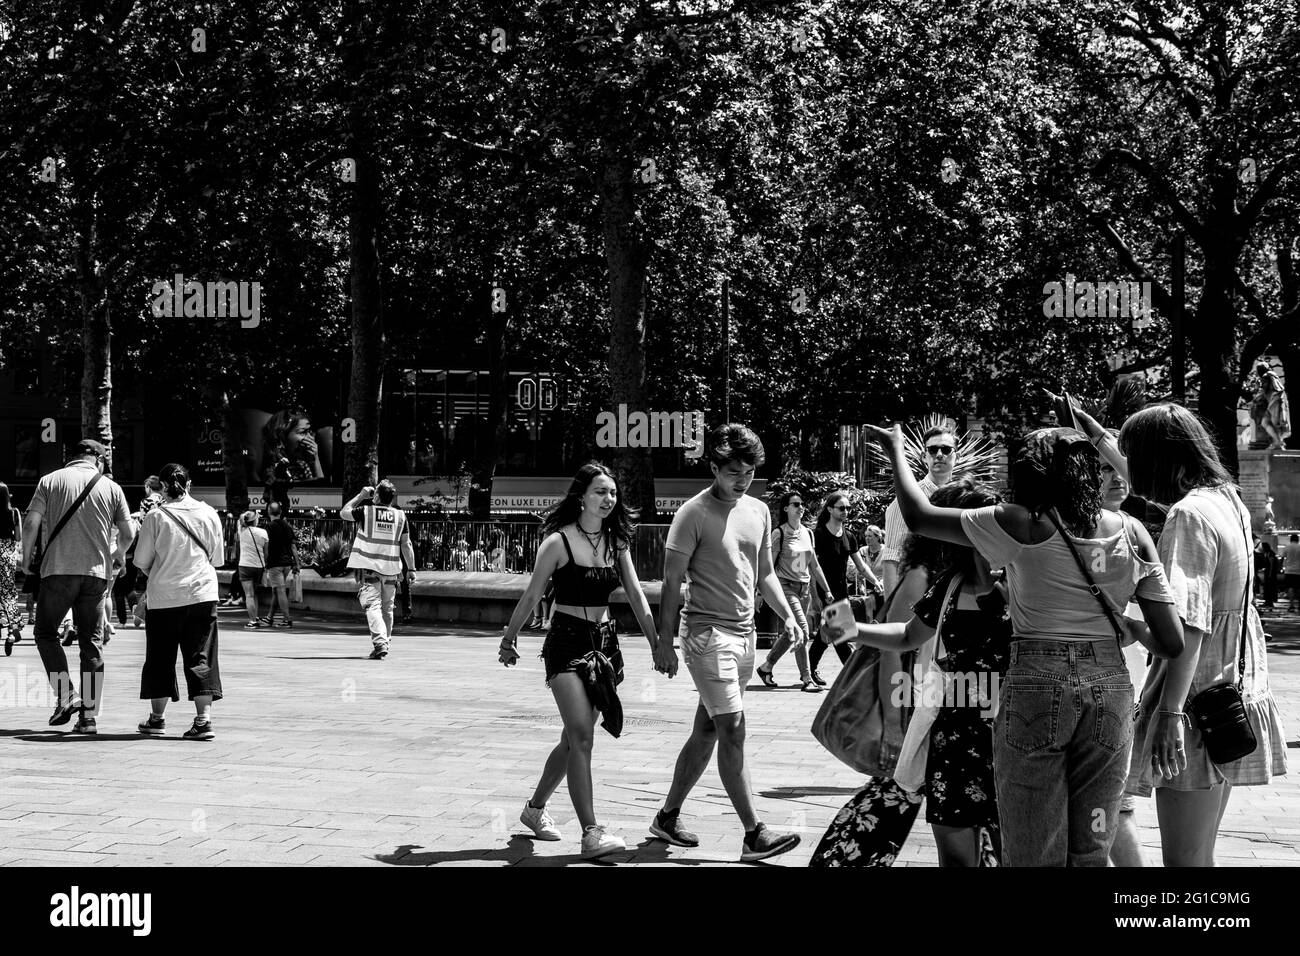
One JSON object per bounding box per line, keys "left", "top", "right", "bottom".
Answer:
{"left": 261, "top": 407, "right": 312, "bottom": 483}
{"left": 542, "top": 461, "right": 637, "bottom": 555}
{"left": 1010, "top": 428, "right": 1102, "bottom": 536}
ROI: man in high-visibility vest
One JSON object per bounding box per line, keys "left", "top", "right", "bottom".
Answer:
{"left": 342, "top": 480, "right": 416, "bottom": 660}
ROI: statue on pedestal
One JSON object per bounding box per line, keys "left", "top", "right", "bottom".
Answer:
{"left": 1251, "top": 361, "right": 1291, "bottom": 450}
{"left": 1264, "top": 495, "right": 1276, "bottom": 534}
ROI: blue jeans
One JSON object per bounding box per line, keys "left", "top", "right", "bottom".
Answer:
{"left": 993, "top": 638, "right": 1133, "bottom": 866}
{"left": 763, "top": 579, "right": 812, "bottom": 680}
{"left": 33, "top": 574, "right": 110, "bottom": 716}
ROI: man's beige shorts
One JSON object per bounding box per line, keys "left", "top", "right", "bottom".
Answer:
{"left": 680, "top": 623, "right": 756, "bottom": 719}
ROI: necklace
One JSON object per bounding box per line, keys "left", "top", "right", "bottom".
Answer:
{"left": 577, "top": 523, "right": 604, "bottom": 562}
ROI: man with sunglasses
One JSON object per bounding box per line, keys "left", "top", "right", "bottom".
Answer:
{"left": 880, "top": 425, "right": 956, "bottom": 595}
{"left": 20, "top": 440, "right": 134, "bottom": 734}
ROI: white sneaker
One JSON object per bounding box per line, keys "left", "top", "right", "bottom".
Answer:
{"left": 581, "top": 824, "right": 626, "bottom": 860}
{"left": 519, "top": 802, "right": 562, "bottom": 841}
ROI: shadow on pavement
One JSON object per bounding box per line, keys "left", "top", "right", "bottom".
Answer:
{"left": 760, "top": 786, "right": 860, "bottom": 799}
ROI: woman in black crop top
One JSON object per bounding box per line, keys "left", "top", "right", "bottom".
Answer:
{"left": 498, "top": 463, "right": 660, "bottom": 860}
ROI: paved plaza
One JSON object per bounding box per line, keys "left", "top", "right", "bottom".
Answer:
{"left": 1, "top": 606, "right": 1298, "bottom": 867}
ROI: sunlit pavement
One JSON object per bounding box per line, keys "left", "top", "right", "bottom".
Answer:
{"left": 1, "top": 605, "right": 1296, "bottom": 866}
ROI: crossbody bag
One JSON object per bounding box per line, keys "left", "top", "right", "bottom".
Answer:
{"left": 1045, "top": 508, "right": 1127, "bottom": 654}
{"left": 1185, "top": 496, "right": 1258, "bottom": 765}
{"left": 22, "top": 472, "right": 104, "bottom": 583}
{"left": 159, "top": 506, "right": 217, "bottom": 566}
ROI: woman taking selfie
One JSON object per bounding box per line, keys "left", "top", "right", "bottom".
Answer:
{"left": 867, "top": 422, "right": 1184, "bottom": 866}
{"left": 498, "top": 463, "right": 661, "bottom": 860}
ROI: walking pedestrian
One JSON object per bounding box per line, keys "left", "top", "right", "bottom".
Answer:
{"left": 1281, "top": 533, "right": 1300, "bottom": 612}
{"left": 498, "top": 463, "right": 661, "bottom": 860}
{"left": 648, "top": 423, "right": 804, "bottom": 862}
{"left": 807, "top": 491, "right": 876, "bottom": 686}
{"left": 19, "top": 440, "right": 135, "bottom": 734}
{"left": 1096, "top": 404, "right": 1290, "bottom": 867}
{"left": 756, "top": 491, "right": 833, "bottom": 692}
{"left": 867, "top": 422, "right": 1185, "bottom": 865}
{"left": 1257, "top": 540, "right": 1279, "bottom": 610}
{"left": 1, "top": 483, "right": 23, "bottom": 655}
{"left": 262, "top": 501, "right": 298, "bottom": 629}
{"left": 235, "top": 511, "right": 270, "bottom": 628}
{"left": 133, "top": 464, "right": 225, "bottom": 740}
{"left": 341, "top": 480, "right": 416, "bottom": 660}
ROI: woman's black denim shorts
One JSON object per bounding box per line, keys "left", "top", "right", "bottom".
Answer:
{"left": 540, "top": 611, "right": 623, "bottom": 684}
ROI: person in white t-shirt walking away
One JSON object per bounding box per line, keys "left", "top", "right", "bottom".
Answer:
{"left": 236, "top": 511, "right": 271, "bottom": 628}
{"left": 133, "top": 463, "right": 226, "bottom": 740}
{"left": 21, "top": 439, "right": 134, "bottom": 734}
{"left": 648, "top": 423, "right": 804, "bottom": 862}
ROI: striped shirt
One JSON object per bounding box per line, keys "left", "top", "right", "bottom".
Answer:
{"left": 346, "top": 504, "right": 410, "bottom": 576}
{"left": 880, "top": 474, "right": 938, "bottom": 565}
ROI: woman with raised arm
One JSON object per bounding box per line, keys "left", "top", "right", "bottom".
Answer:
{"left": 1072, "top": 402, "right": 1288, "bottom": 866}
{"left": 497, "top": 462, "right": 661, "bottom": 860}
{"left": 864, "top": 422, "right": 1184, "bottom": 866}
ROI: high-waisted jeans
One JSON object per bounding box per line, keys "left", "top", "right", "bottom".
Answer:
{"left": 993, "top": 637, "right": 1133, "bottom": 867}
{"left": 763, "top": 579, "right": 811, "bottom": 680}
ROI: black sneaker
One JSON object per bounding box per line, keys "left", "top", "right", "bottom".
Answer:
{"left": 61, "top": 630, "right": 77, "bottom": 647}
{"left": 741, "top": 823, "right": 800, "bottom": 862}
{"left": 369, "top": 646, "right": 388, "bottom": 660}
{"left": 244, "top": 620, "right": 265, "bottom": 629}
{"left": 50, "top": 698, "right": 83, "bottom": 726}
{"left": 649, "top": 809, "right": 700, "bottom": 847}
{"left": 4, "top": 633, "right": 13, "bottom": 657}
{"left": 71, "top": 714, "right": 97, "bottom": 735}
{"left": 138, "top": 714, "right": 166, "bottom": 736}
{"left": 810, "top": 670, "right": 827, "bottom": 687}
{"left": 274, "top": 620, "right": 293, "bottom": 628}
{"left": 183, "top": 719, "right": 214, "bottom": 741}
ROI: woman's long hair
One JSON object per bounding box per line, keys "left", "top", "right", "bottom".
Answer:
{"left": 0, "top": 482, "right": 14, "bottom": 541}
{"left": 1120, "top": 403, "right": 1234, "bottom": 505}
{"left": 542, "top": 462, "right": 637, "bottom": 555}
{"left": 261, "top": 407, "right": 310, "bottom": 482}
{"left": 815, "top": 490, "right": 850, "bottom": 530}
{"left": 776, "top": 491, "right": 803, "bottom": 528}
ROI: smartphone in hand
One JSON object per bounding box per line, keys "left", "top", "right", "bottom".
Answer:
{"left": 821, "top": 598, "right": 856, "bottom": 645}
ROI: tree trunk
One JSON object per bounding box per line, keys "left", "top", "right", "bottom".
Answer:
{"left": 1189, "top": 255, "right": 1241, "bottom": 472}
{"left": 341, "top": 3, "right": 383, "bottom": 500}
{"left": 601, "top": 159, "right": 657, "bottom": 522}
{"left": 76, "top": 253, "right": 113, "bottom": 468}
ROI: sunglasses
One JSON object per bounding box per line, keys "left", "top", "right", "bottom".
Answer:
{"left": 829, "top": 504, "right": 848, "bottom": 511}
{"left": 789, "top": 501, "right": 804, "bottom": 508}
{"left": 926, "top": 445, "right": 954, "bottom": 456}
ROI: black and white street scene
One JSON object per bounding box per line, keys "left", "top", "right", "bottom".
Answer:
{"left": 1, "top": 0, "right": 1298, "bottom": 895}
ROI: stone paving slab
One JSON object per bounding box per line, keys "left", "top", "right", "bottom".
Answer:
{"left": 1, "top": 605, "right": 1297, "bottom": 867}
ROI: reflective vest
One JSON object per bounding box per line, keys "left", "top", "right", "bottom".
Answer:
{"left": 347, "top": 504, "right": 407, "bottom": 576}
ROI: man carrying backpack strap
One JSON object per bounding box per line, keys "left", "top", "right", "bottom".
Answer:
{"left": 21, "top": 440, "right": 135, "bottom": 734}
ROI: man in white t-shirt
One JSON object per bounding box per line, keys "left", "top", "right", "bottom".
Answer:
{"left": 880, "top": 424, "right": 955, "bottom": 595}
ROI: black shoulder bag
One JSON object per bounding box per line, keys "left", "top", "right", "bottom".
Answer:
{"left": 1185, "top": 499, "right": 1258, "bottom": 765}
{"left": 21, "top": 472, "right": 104, "bottom": 584}
{"left": 1044, "top": 508, "right": 1126, "bottom": 654}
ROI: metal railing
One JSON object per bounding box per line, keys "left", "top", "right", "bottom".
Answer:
{"left": 221, "top": 514, "right": 673, "bottom": 582}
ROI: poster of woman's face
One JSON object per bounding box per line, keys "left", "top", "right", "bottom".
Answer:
{"left": 243, "top": 407, "right": 334, "bottom": 486}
